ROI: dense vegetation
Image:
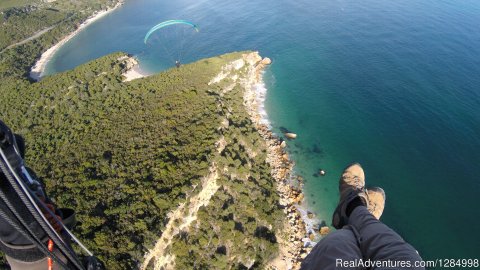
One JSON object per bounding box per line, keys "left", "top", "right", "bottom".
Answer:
{"left": 2, "top": 51, "right": 284, "bottom": 269}
{"left": 0, "top": 1, "right": 284, "bottom": 268}
{"left": 0, "top": 0, "right": 118, "bottom": 78}
{"left": 168, "top": 67, "right": 282, "bottom": 269}
{"left": 0, "top": 0, "right": 35, "bottom": 11}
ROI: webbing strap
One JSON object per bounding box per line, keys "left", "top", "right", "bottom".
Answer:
{"left": 0, "top": 125, "right": 85, "bottom": 270}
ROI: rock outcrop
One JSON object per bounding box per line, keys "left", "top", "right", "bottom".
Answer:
{"left": 319, "top": 226, "right": 330, "bottom": 236}
{"left": 285, "top": 132, "right": 297, "bottom": 139}
{"left": 240, "top": 52, "right": 308, "bottom": 270}
{"left": 261, "top": 57, "right": 272, "bottom": 65}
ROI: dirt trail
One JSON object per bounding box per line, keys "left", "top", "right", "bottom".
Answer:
{"left": 1, "top": 26, "right": 55, "bottom": 53}
{"left": 141, "top": 166, "right": 219, "bottom": 270}
{"left": 142, "top": 57, "right": 249, "bottom": 270}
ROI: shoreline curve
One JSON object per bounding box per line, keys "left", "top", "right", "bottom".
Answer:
{"left": 29, "top": 1, "right": 124, "bottom": 81}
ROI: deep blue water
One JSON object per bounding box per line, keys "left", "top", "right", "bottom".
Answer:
{"left": 45, "top": 0, "right": 480, "bottom": 264}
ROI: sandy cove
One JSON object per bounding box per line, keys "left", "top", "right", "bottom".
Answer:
{"left": 240, "top": 52, "right": 310, "bottom": 270}
{"left": 30, "top": 1, "right": 124, "bottom": 81}
{"left": 120, "top": 56, "right": 150, "bottom": 82}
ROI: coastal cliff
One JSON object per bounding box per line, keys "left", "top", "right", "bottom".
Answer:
{"left": 0, "top": 1, "right": 311, "bottom": 268}
{"left": 140, "top": 52, "right": 310, "bottom": 269}
{"left": 1, "top": 51, "right": 309, "bottom": 269}
{"left": 240, "top": 52, "right": 309, "bottom": 269}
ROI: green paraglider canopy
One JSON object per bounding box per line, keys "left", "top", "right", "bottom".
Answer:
{"left": 144, "top": 20, "right": 199, "bottom": 44}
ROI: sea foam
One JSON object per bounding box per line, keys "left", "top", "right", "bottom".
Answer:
{"left": 254, "top": 72, "right": 272, "bottom": 127}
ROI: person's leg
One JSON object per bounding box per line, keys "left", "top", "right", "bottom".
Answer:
{"left": 303, "top": 163, "right": 424, "bottom": 269}
{"left": 348, "top": 206, "right": 424, "bottom": 269}
{"left": 301, "top": 228, "right": 363, "bottom": 270}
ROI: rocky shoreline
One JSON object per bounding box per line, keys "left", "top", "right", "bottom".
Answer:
{"left": 241, "top": 52, "right": 310, "bottom": 270}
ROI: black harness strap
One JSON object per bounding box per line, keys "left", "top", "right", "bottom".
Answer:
{"left": 0, "top": 158, "right": 72, "bottom": 269}
{"left": 0, "top": 123, "right": 85, "bottom": 270}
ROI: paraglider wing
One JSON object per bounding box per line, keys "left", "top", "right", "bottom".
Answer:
{"left": 144, "top": 20, "right": 199, "bottom": 44}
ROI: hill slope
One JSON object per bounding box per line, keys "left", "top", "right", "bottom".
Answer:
{"left": 1, "top": 51, "right": 289, "bottom": 269}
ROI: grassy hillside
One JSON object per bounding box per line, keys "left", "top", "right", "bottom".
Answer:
{"left": 1, "top": 52, "right": 283, "bottom": 269}
{"left": 0, "top": 0, "right": 118, "bottom": 79}
{"left": 0, "top": 0, "right": 30, "bottom": 10}
{"left": 0, "top": 0, "right": 285, "bottom": 268}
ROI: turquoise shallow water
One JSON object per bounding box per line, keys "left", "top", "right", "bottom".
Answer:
{"left": 45, "top": 0, "right": 480, "bottom": 264}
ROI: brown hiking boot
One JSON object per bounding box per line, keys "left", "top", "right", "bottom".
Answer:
{"left": 339, "top": 163, "right": 365, "bottom": 195}
{"left": 366, "top": 187, "right": 386, "bottom": 220}
{"left": 332, "top": 163, "right": 368, "bottom": 229}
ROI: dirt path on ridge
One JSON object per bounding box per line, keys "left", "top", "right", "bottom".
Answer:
{"left": 141, "top": 166, "right": 220, "bottom": 270}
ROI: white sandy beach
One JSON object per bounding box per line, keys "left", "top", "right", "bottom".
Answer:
{"left": 30, "top": 1, "right": 124, "bottom": 81}
{"left": 123, "top": 63, "right": 148, "bottom": 82}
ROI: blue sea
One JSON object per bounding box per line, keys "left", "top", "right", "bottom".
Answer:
{"left": 44, "top": 0, "right": 480, "bottom": 264}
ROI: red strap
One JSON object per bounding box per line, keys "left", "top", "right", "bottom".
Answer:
{"left": 48, "top": 239, "right": 54, "bottom": 270}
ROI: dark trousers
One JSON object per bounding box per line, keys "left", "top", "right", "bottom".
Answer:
{"left": 301, "top": 206, "right": 425, "bottom": 270}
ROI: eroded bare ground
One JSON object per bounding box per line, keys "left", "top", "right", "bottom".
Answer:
{"left": 141, "top": 52, "right": 304, "bottom": 270}
{"left": 141, "top": 57, "right": 244, "bottom": 270}
{"left": 141, "top": 165, "right": 219, "bottom": 270}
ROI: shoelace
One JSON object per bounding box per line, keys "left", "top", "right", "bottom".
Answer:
{"left": 351, "top": 175, "right": 363, "bottom": 190}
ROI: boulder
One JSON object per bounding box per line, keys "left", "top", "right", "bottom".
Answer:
{"left": 261, "top": 57, "right": 272, "bottom": 65}
{"left": 285, "top": 133, "right": 297, "bottom": 139}
{"left": 319, "top": 226, "right": 330, "bottom": 236}
{"left": 295, "top": 193, "right": 304, "bottom": 203}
